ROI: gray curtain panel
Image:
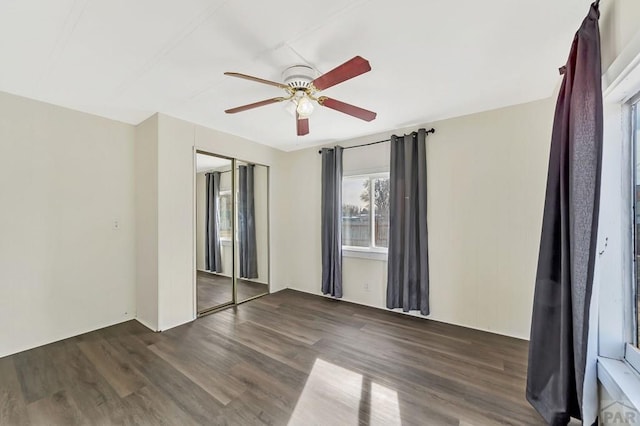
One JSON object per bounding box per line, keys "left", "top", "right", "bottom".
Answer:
{"left": 386, "top": 129, "right": 430, "bottom": 315}
{"left": 205, "top": 172, "right": 222, "bottom": 273}
{"left": 526, "top": 2, "right": 603, "bottom": 425}
{"left": 238, "top": 165, "right": 258, "bottom": 279}
{"left": 321, "top": 147, "right": 343, "bottom": 298}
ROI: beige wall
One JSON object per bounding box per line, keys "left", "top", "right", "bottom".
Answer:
{"left": 134, "top": 114, "right": 159, "bottom": 330}
{"left": 599, "top": 0, "right": 640, "bottom": 70}
{"left": 137, "top": 113, "right": 287, "bottom": 331}
{"left": 284, "top": 97, "right": 555, "bottom": 339}
{"left": 0, "top": 91, "right": 136, "bottom": 357}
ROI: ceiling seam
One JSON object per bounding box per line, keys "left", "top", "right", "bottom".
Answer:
{"left": 110, "top": 0, "right": 231, "bottom": 99}
{"left": 36, "top": 0, "right": 90, "bottom": 92}
{"left": 284, "top": 0, "right": 371, "bottom": 65}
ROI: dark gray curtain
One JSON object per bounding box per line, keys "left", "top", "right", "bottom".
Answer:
{"left": 238, "top": 165, "right": 258, "bottom": 279}
{"left": 205, "top": 172, "right": 222, "bottom": 273}
{"left": 321, "top": 147, "right": 343, "bottom": 297}
{"left": 386, "top": 129, "right": 430, "bottom": 315}
{"left": 527, "top": 3, "right": 602, "bottom": 425}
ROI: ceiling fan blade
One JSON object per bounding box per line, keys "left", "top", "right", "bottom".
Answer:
{"left": 319, "top": 97, "right": 377, "bottom": 122}
{"left": 311, "top": 56, "right": 371, "bottom": 91}
{"left": 225, "top": 97, "right": 285, "bottom": 114}
{"left": 224, "top": 72, "right": 289, "bottom": 89}
{"left": 296, "top": 113, "right": 309, "bottom": 136}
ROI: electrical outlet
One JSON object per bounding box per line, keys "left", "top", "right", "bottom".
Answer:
{"left": 364, "top": 282, "right": 370, "bottom": 291}
{"left": 113, "top": 220, "right": 120, "bottom": 230}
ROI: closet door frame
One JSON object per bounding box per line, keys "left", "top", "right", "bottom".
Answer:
{"left": 194, "top": 149, "right": 236, "bottom": 317}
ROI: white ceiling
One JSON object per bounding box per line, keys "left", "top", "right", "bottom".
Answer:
{"left": 0, "top": 0, "right": 590, "bottom": 151}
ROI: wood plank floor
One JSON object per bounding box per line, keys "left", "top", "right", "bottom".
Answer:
{"left": 0, "top": 290, "right": 544, "bottom": 425}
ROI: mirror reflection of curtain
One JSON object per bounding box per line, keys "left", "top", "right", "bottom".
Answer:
{"left": 238, "top": 165, "right": 258, "bottom": 278}
{"left": 205, "top": 172, "right": 222, "bottom": 272}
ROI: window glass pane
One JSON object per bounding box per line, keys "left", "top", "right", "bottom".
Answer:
{"left": 219, "top": 191, "right": 233, "bottom": 239}
{"left": 373, "top": 177, "right": 390, "bottom": 248}
{"left": 342, "top": 177, "right": 371, "bottom": 247}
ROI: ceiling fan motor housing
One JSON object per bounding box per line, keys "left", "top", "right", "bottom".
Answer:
{"left": 282, "top": 65, "right": 316, "bottom": 91}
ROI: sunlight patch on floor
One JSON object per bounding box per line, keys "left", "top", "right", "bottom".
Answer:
{"left": 288, "top": 358, "right": 401, "bottom": 425}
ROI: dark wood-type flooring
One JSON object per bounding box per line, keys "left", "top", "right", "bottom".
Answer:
{"left": 0, "top": 290, "right": 544, "bottom": 425}
{"left": 197, "top": 271, "right": 268, "bottom": 312}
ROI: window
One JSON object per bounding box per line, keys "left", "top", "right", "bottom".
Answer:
{"left": 633, "top": 97, "right": 640, "bottom": 349}
{"left": 342, "top": 174, "right": 389, "bottom": 250}
{"left": 626, "top": 93, "right": 640, "bottom": 373}
{"left": 598, "top": 21, "right": 640, "bottom": 409}
{"left": 627, "top": 92, "right": 640, "bottom": 375}
{"left": 219, "top": 190, "right": 233, "bottom": 240}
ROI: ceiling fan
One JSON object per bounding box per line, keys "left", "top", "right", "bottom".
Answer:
{"left": 224, "top": 56, "right": 377, "bottom": 136}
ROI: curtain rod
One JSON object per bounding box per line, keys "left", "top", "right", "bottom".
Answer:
{"left": 317, "top": 128, "right": 435, "bottom": 154}
{"left": 203, "top": 164, "right": 255, "bottom": 174}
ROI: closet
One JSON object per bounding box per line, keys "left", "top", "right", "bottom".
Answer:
{"left": 195, "top": 151, "right": 270, "bottom": 315}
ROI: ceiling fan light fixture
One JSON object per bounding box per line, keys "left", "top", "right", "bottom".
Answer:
{"left": 296, "top": 94, "right": 314, "bottom": 118}
{"left": 284, "top": 99, "right": 297, "bottom": 117}
{"left": 224, "top": 56, "right": 376, "bottom": 135}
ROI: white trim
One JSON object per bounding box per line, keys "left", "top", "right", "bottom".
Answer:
{"left": 290, "top": 287, "right": 526, "bottom": 340}
{"left": 599, "top": 44, "right": 640, "bottom": 359}
{"left": 343, "top": 171, "right": 389, "bottom": 179}
{"left": 627, "top": 344, "right": 640, "bottom": 375}
{"left": 192, "top": 147, "right": 197, "bottom": 320}
{"left": 629, "top": 100, "right": 639, "bottom": 349}
{"left": 604, "top": 30, "right": 640, "bottom": 102}
{"left": 343, "top": 247, "right": 387, "bottom": 261}
{"left": 135, "top": 317, "right": 159, "bottom": 332}
{"left": 598, "top": 29, "right": 640, "bottom": 408}
{"left": 598, "top": 357, "right": 640, "bottom": 412}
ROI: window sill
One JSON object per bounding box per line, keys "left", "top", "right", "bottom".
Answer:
{"left": 598, "top": 356, "right": 640, "bottom": 412}
{"left": 343, "top": 248, "right": 388, "bottom": 261}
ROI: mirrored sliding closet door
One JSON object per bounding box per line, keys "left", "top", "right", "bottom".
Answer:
{"left": 195, "top": 151, "right": 270, "bottom": 316}
{"left": 235, "top": 161, "right": 270, "bottom": 303}
{"left": 195, "top": 152, "right": 235, "bottom": 314}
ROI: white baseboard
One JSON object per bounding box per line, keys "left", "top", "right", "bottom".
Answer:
{"left": 135, "top": 316, "right": 159, "bottom": 332}
{"left": 286, "top": 286, "right": 528, "bottom": 341}
{"left": 0, "top": 314, "right": 135, "bottom": 358}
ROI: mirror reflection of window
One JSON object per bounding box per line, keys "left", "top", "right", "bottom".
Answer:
{"left": 219, "top": 190, "right": 232, "bottom": 240}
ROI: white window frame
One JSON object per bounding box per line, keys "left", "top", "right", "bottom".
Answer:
{"left": 342, "top": 172, "right": 389, "bottom": 257}
{"left": 627, "top": 94, "right": 640, "bottom": 373}
{"left": 598, "top": 28, "right": 640, "bottom": 411}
